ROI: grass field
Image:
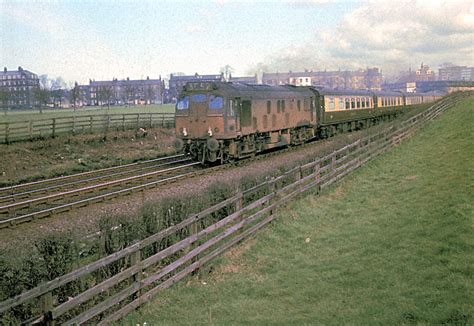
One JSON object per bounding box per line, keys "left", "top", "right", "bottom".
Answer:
{"left": 0, "top": 104, "right": 175, "bottom": 123}
{"left": 121, "top": 96, "right": 473, "bottom": 325}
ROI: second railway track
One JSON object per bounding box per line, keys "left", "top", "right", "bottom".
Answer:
{"left": 0, "top": 155, "right": 204, "bottom": 228}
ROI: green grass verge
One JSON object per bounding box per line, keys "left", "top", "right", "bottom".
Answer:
{"left": 0, "top": 104, "right": 175, "bottom": 123}
{"left": 121, "top": 96, "right": 473, "bottom": 325}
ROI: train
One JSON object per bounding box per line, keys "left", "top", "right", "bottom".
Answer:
{"left": 173, "top": 81, "right": 443, "bottom": 163}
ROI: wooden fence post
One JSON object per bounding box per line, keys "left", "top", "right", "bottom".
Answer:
{"left": 295, "top": 165, "right": 303, "bottom": 184}
{"left": 136, "top": 114, "right": 140, "bottom": 129}
{"left": 161, "top": 114, "right": 165, "bottom": 128}
{"left": 72, "top": 117, "right": 76, "bottom": 135}
{"left": 314, "top": 160, "right": 321, "bottom": 193}
{"left": 130, "top": 245, "right": 142, "bottom": 300}
{"left": 357, "top": 140, "right": 362, "bottom": 167}
{"left": 235, "top": 185, "right": 244, "bottom": 234}
{"left": 29, "top": 121, "right": 33, "bottom": 141}
{"left": 52, "top": 118, "right": 56, "bottom": 138}
{"left": 149, "top": 113, "right": 153, "bottom": 128}
{"left": 4, "top": 123, "right": 8, "bottom": 144}
{"left": 268, "top": 177, "right": 276, "bottom": 216}
{"left": 122, "top": 114, "right": 126, "bottom": 131}
{"left": 331, "top": 152, "right": 336, "bottom": 173}
{"left": 89, "top": 116, "right": 94, "bottom": 133}
{"left": 39, "top": 291, "right": 55, "bottom": 326}
{"left": 107, "top": 116, "right": 111, "bottom": 133}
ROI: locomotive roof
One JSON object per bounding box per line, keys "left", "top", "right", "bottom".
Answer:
{"left": 182, "top": 81, "right": 417, "bottom": 98}
{"left": 183, "top": 81, "right": 315, "bottom": 99}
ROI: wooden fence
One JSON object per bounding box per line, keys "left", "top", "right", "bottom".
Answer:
{"left": 0, "top": 95, "right": 459, "bottom": 325}
{"left": 0, "top": 113, "right": 175, "bottom": 143}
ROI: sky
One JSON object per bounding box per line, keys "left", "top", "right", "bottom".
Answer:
{"left": 1, "top": 0, "right": 473, "bottom": 85}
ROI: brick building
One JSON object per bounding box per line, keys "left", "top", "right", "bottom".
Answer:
{"left": 0, "top": 66, "right": 39, "bottom": 109}
{"left": 438, "top": 65, "right": 474, "bottom": 81}
{"left": 229, "top": 74, "right": 258, "bottom": 84}
{"left": 261, "top": 68, "right": 383, "bottom": 90}
{"left": 167, "top": 73, "right": 224, "bottom": 103}
{"left": 88, "top": 76, "right": 164, "bottom": 106}
{"left": 396, "top": 63, "right": 436, "bottom": 83}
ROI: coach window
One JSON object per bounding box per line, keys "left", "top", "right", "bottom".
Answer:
{"left": 329, "top": 97, "right": 335, "bottom": 110}
{"left": 344, "top": 98, "right": 349, "bottom": 109}
{"left": 356, "top": 97, "right": 361, "bottom": 109}
{"left": 361, "top": 97, "right": 366, "bottom": 108}
{"left": 277, "top": 100, "right": 281, "bottom": 113}
{"left": 297, "top": 99, "right": 301, "bottom": 111}
{"left": 351, "top": 98, "right": 355, "bottom": 109}
{"left": 267, "top": 100, "right": 271, "bottom": 114}
{"left": 282, "top": 100, "right": 286, "bottom": 112}
{"left": 338, "top": 97, "right": 344, "bottom": 110}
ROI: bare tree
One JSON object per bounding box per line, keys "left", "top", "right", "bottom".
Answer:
{"left": 0, "top": 88, "right": 9, "bottom": 115}
{"left": 70, "top": 82, "right": 80, "bottom": 112}
{"left": 34, "top": 87, "right": 50, "bottom": 114}
{"left": 125, "top": 85, "right": 136, "bottom": 106}
{"left": 146, "top": 85, "right": 155, "bottom": 104}
{"left": 98, "top": 86, "right": 113, "bottom": 109}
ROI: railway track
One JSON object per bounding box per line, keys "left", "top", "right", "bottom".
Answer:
{"left": 0, "top": 155, "right": 203, "bottom": 229}
{"left": 0, "top": 154, "right": 192, "bottom": 205}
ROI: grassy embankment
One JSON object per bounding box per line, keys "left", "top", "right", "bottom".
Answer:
{"left": 0, "top": 104, "right": 175, "bottom": 123}
{"left": 122, "top": 96, "right": 473, "bottom": 324}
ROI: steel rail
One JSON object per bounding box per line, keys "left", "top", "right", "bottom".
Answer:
{"left": 0, "top": 154, "right": 187, "bottom": 196}
{"left": 0, "top": 162, "right": 201, "bottom": 216}
{"left": 0, "top": 157, "right": 192, "bottom": 205}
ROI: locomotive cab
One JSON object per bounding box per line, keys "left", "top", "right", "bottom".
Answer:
{"left": 175, "top": 81, "right": 235, "bottom": 163}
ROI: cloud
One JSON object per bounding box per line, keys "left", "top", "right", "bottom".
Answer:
{"left": 1, "top": 2, "right": 132, "bottom": 84}
{"left": 285, "top": 0, "right": 337, "bottom": 6}
{"left": 185, "top": 24, "right": 204, "bottom": 33}
{"left": 1, "top": 2, "right": 67, "bottom": 38}
{"left": 249, "top": 0, "right": 474, "bottom": 78}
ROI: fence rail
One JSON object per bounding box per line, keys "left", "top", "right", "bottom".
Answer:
{"left": 0, "top": 112, "right": 175, "bottom": 143}
{"left": 0, "top": 94, "right": 464, "bottom": 325}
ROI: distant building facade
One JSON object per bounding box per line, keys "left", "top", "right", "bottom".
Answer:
{"left": 88, "top": 76, "right": 164, "bottom": 106}
{"left": 229, "top": 74, "right": 258, "bottom": 84}
{"left": 167, "top": 73, "right": 224, "bottom": 103}
{"left": 382, "top": 80, "right": 474, "bottom": 93}
{"left": 396, "top": 63, "right": 436, "bottom": 83}
{"left": 438, "top": 65, "right": 474, "bottom": 81}
{"left": 261, "top": 68, "right": 383, "bottom": 90}
{"left": 0, "top": 66, "right": 39, "bottom": 109}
